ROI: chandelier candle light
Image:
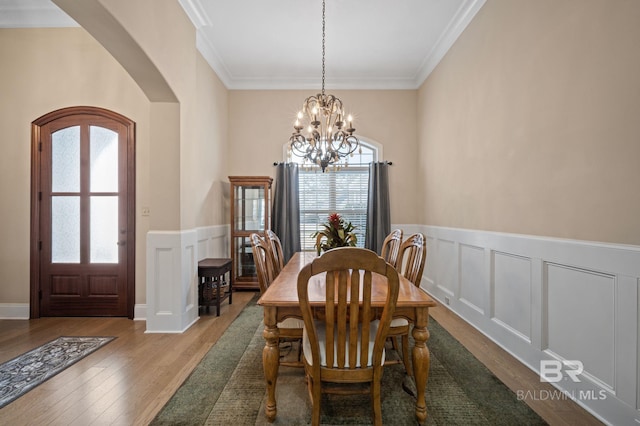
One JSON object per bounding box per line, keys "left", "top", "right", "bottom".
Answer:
{"left": 288, "top": 0, "right": 360, "bottom": 172}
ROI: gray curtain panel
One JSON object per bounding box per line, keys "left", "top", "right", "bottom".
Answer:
{"left": 365, "top": 162, "right": 391, "bottom": 254}
{"left": 272, "top": 163, "right": 301, "bottom": 262}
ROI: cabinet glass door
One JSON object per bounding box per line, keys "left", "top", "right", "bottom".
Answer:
{"left": 234, "top": 236, "right": 256, "bottom": 280}
{"left": 234, "top": 186, "right": 265, "bottom": 231}
{"left": 229, "top": 176, "right": 272, "bottom": 290}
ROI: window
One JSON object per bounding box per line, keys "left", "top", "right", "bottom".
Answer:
{"left": 290, "top": 142, "right": 378, "bottom": 251}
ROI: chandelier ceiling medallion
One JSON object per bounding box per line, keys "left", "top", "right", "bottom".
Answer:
{"left": 288, "top": 0, "right": 360, "bottom": 172}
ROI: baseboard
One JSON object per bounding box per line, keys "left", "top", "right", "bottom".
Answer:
{"left": 134, "top": 304, "right": 146, "bottom": 321}
{"left": 0, "top": 303, "right": 30, "bottom": 319}
{"left": 143, "top": 316, "right": 199, "bottom": 334}
{"left": 0, "top": 303, "right": 148, "bottom": 322}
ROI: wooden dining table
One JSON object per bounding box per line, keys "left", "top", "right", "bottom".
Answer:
{"left": 257, "top": 251, "right": 438, "bottom": 424}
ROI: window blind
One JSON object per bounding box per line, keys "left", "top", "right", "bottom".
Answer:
{"left": 299, "top": 167, "right": 369, "bottom": 251}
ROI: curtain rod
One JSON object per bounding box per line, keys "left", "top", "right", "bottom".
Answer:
{"left": 273, "top": 161, "right": 393, "bottom": 166}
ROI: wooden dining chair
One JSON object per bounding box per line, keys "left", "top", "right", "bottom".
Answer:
{"left": 380, "top": 229, "right": 403, "bottom": 359}
{"left": 386, "top": 233, "right": 427, "bottom": 376}
{"left": 250, "top": 233, "right": 275, "bottom": 294}
{"left": 380, "top": 228, "right": 403, "bottom": 268}
{"left": 297, "top": 247, "right": 400, "bottom": 426}
{"left": 397, "top": 233, "right": 427, "bottom": 287}
{"left": 250, "top": 233, "right": 304, "bottom": 367}
{"left": 265, "top": 229, "right": 285, "bottom": 276}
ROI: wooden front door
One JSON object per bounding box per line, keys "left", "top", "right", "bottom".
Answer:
{"left": 31, "top": 107, "right": 135, "bottom": 318}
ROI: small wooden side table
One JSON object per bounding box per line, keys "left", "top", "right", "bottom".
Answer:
{"left": 197, "top": 258, "right": 233, "bottom": 316}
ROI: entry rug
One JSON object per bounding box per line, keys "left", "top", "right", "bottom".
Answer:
{"left": 0, "top": 336, "right": 115, "bottom": 408}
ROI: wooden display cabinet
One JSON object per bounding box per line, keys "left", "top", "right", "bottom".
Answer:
{"left": 229, "top": 176, "right": 272, "bottom": 290}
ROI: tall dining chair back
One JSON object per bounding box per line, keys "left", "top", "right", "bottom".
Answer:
{"left": 250, "top": 233, "right": 275, "bottom": 294}
{"left": 297, "top": 247, "right": 400, "bottom": 426}
{"left": 397, "top": 233, "right": 427, "bottom": 286}
{"left": 380, "top": 228, "right": 403, "bottom": 268}
{"left": 250, "top": 232, "right": 304, "bottom": 367}
{"left": 385, "top": 232, "right": 427, "bottom": 376}
{"left": 265, "top": 229, "right": 285, "bottom": 276}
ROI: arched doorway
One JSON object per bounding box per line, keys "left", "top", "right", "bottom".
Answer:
{"left": 30, "top": 106, "right": 135, "bottom": 318}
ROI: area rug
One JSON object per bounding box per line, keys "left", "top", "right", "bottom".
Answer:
{"left": 152, "top": 298, "right": 546, "bottom": 425}
{"left": 0, "top": 336, "right": 115, "bottom": 409}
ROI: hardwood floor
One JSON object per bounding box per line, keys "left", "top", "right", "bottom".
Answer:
{"left": 0, "top": 292, "right": 602, "bottom": 425}
{"left": 0, "top": 292, "right": 255, "bottom": 426}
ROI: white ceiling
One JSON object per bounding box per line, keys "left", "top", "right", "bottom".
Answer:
{"left": 0, "top": 0, "right": 485, "bottom": 90}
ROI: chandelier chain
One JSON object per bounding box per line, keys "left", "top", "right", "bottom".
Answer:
{"left": 288, "top": 0, "right": 359, "bottom": 172}
{"left": 321, "top": 0, "right": 326, "bottom": 96}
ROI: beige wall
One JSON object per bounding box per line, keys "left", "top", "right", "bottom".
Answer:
{"left": 92, "top": 0, "right": 192, "bottom": 230}
{"left": 228, "top": 90, "right": 418, "bottom": 225}
{"left": 0, "top": 28, "right": 150, "bottom": 304}
{"left": 418, "top": 0, "right": 640, "bottom": 245}
{"left": 188, "top": 54, "right": 229, "bottom": 228}
{"left": 0, "top": 14, "right": 229, "bottom": 305}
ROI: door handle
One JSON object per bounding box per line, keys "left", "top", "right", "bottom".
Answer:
{"left": 117, "top": 241, "right": 126, "bottom": 246}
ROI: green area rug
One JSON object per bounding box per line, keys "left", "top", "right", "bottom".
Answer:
{"left": 152, "top": 297, "right": 546, "bottom": 425}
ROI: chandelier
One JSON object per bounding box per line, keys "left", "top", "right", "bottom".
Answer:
{"left": 288, "top": 0, "right": 359, "bottom": 172}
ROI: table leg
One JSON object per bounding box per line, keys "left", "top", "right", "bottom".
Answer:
{"left": 263, "top": 306, "right": 280, "bottom": 422}
{"left": 228, "top": 270, "right": 233, "bottom": 305}
{"left": 216, "top": 276, "right": 221, "bottom": 316}
{"left": 412, "top": 307, "right": 431, "bottom": 424}
{"left": 204, "top": 277, "right": 210, "bottom": 314}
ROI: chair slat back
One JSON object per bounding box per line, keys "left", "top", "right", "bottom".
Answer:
{"left": 397, "top": 233, "right": 427, "bottom": 286}
{"left": 265, "top": 229, "right": 285, "bottom": 276}
{"left": 250, "top": 233, "right": 275, "bottom": 294}
{"left": 380, "top": 229, "right": 403, "bottom": 268}
{"left": 298, "top": 247, "right": 399, "bottom": 372}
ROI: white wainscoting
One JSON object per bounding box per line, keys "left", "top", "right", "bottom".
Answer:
{"left": 145, "top": 224, "right": 229, "bottom": 333}
{"left": 411, "top": 225, "right": 640, "bottom": 426}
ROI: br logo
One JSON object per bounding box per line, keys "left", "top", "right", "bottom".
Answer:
{"left": 540, "top": 360, "right": 584, "bottom": 382}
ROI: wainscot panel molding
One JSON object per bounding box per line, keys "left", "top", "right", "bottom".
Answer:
{"left": 415, "top": 225, "right": 640, "bottom": 426}
{"left": 145, "top": 224, "right": 229, "bottom": 332}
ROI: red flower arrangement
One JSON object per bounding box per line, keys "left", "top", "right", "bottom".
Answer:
{"left": 312, "top": 213, "right": 357, "bottom": 255}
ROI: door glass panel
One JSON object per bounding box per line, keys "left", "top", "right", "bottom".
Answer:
{"left": 52, "top": 126, "right": 80, "bottom": 192}
{"left": 51, "top": 196, "right": 80, "bottom": 263}
{"left": 91, "top": 196, "right": 118, "bottom": 263}
{"left": 90, "top": 126, "right": 118, "bottom": 192}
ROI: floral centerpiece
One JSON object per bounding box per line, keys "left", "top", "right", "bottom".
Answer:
{"left": 312, "top": 213, "right": 357, "bottom": 255}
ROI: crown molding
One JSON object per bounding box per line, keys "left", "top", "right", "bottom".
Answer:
{"left": 1, "top": 0, "right": 486, "bottom": 89}
{"left": 413, "top": 0, "right": 486, "bottom": 88}
{"left": 0, "top": 0, "right": 78, "bottom": 28}
{"left": 221, "top": 76, "right": 421, "bottom": 91}
{"left": 195, "top": 31, "right": 234, "bottom": 89}
{"left": 177, "top": 0, "right": 210, "bottom": 29}
{"left": 186, "top": 0, "right": 487, "bottom": 90}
